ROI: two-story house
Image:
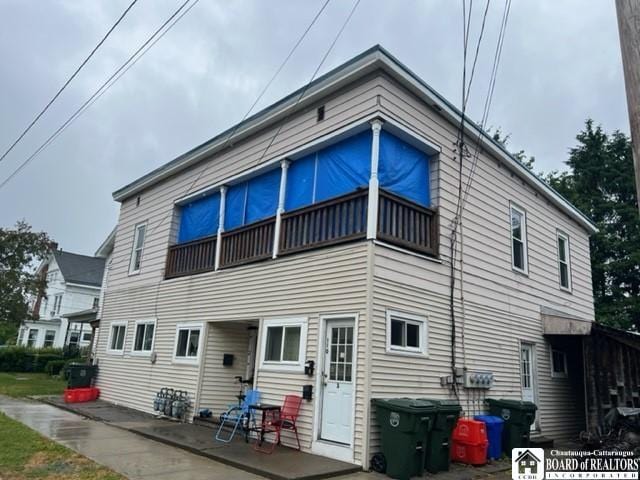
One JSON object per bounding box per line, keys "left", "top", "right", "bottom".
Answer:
{"left": 19, "top": 250, "right": 106, "bottom": 349}
{"left": 94, "top": 46, "right": 597, "bottom": 467}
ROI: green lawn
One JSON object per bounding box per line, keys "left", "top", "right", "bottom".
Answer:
{"left": 0, "top": 372, "right": 65, "bottom": 397}
{"left": 0, "top": 412, "right": 124, "bottom": 480}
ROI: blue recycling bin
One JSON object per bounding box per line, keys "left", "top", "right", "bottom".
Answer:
{"left": 474, "top": 415, "right": 504, "bottom": 460}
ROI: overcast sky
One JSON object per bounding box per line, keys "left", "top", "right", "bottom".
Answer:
{"left": 0, "top": 0, "right": 629, "bottom": 255}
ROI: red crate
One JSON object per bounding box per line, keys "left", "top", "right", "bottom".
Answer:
{"left": 64, "top": 387, "right": 100, "bottom": 403}
{"left": 450, "top": 438, "right": 489, "bottom": 465}
{"left": 452, "top": 418, "right": 487, "bottom": 444}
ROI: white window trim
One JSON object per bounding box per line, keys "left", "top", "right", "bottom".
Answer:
{"left": 556, "top": 230, "right": 572, "bottom": 292}
{"left": 106, "top": 321, "right": 128, "bottom": 355}
{"left": 259, "top": 317, "right": 308, "bottom": 372}
{"left": 386, "top": 310, "right": 428, "bottom": 357}
{"left": 130, "top": 318, "right": 157, "bottom": 356}
{"left": 172, "top": 322, "right": 204, "bottom": 365}
{"left": 510, "top": 203, "right": 529, "bottom": 275}
{"left": 128, "top": 222, "right": 147, "bottom": 275}
{"left": 550, "top": 346, "right": 568, "bottom": 378}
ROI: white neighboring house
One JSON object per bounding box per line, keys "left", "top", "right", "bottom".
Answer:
{"left": 17, "top": 249, "right": 106, "bottom": 349}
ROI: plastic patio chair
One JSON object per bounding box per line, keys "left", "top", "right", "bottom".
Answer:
{"left": 215, "top": 389, "right": 260, "bottom": 443}
{"left": 254, "top": 394, "right": 302, "bottom": 453}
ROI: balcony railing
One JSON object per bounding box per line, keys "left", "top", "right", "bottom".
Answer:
{"left": 220, "top": 217, "right": 275, "bottom": 268}
{"left": 279, "top": 188, "right": 368, "bottom": 256}
{"left": 164, "top": 188, "right": 438, "bottom": 279}
{"left": 377, "top": 190, "right": 438, "bottom": 257}
{"left": 165, "top": 234, "right": 217, "bottom": 279}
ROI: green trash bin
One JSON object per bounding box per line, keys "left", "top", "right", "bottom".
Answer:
{"left": 485, "top": 398, "right": 537, "bottom": 453}
{"left": 420, "top": 399, "right": 462, "bottom": 473}
{"left": 372, "top": 398, "right": 437, "bottom": 480}
{"left": 66, "top": 363, "right": 98, "bottom": 388}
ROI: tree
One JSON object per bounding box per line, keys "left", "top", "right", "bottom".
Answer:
{"left": 0, "top": 221, "right": 55, "bottom": 344}
{"left": 489, "top": 127, "right": 537, "bottom": 172}
{"left": 547, "top": 120, "right": 640, "bottom": 330}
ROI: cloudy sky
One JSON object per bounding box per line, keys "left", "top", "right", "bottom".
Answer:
{"left": 0, "top": 0, "right": 628, "bottom": 255}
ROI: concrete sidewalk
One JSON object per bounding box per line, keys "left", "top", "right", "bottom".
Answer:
{"left": 0, "top": 395, "right": 269, "bottom": 480}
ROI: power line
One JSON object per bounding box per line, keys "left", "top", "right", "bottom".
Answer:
{"left": 0, "top": 0, "right": 139, "bottom": 165}
{"left": 0, "top": 0, "right": 198, "bottom": 191}
{"left": 253, "top": 0, "right": 361, "bottom": 167}
{"left": 148, "top": 0, "right": 348, "bottom": 236}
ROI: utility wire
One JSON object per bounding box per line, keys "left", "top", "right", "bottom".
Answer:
{"left": 0, "top": 0, "right": 197, "bottom": 191}
{"left": 149, "top": 0, "right": 358, "bottom": 236}
{"left": 253, "top": 0, "right": 361, "bottom": 167}
{"left": 0, "top": 0, "right": 139, "bottom": 165}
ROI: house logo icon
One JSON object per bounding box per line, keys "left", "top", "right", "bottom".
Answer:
{"left": 512, "top": 448, "right": 544, "bottom": 480}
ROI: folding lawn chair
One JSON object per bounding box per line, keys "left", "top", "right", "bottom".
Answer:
{"left": 215, "top": 388, "right": 260, "bottom": 443}
{"left": 254, "top": 394, "right": 302, "bottom": 453}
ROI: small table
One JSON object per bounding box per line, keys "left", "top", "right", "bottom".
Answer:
{"left": 248, "top": 404, "right": 281, "bottom": 449}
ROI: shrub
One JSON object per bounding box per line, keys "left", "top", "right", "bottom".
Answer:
{"left": 0, "top": 346, "right": 64, "bottom": 373}
{"left": 44, "top": 360, "right": 66, "bottom": 376}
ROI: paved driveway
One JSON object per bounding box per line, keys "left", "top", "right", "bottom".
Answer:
{"left": 0, "top": 395, "right": 267, "bottom": 480}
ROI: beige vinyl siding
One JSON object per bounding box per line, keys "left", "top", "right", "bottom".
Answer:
{"left": 198, "top": 322, "right": 250, "bottom": 414}
{"left": 106, "top": 77, "right": 385, "bottom": 293}
{"left": 363, "top": 73, "right": 593, "bottom": 454}
{"left": 96, "top": 243, "right": 369, "bottom": 461}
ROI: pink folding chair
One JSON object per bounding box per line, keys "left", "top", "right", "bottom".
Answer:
{"left": 254, "top": 395, "right": 302, "bottom": 453}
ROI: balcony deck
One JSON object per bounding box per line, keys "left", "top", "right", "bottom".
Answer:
{"left": 165, "top": 188, "right": 437, "bottom": 279}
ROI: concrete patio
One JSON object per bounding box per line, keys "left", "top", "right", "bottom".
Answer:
{"left": 39, "top": 396, "right": 362, "bottom": 480}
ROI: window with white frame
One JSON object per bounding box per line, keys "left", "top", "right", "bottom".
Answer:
{"left": 129, "top": 223, "right": 147, "bottom": 274}
{"left": 173, "top": 323, "right": 202, "bottom": 362}
{"left": 27, "top": 329, "right": 38, "bottom": 347}
{"left": 557, "top": 231, "right": 572, "bottom": 290}
{"left": 132, "top": 320, "right": 156, "bottom": 354}
{"left": 82, "top": 332, "right": 92, "bottom": 342}
{"left": 43, "top": 330, "right": 56, "bottom": 348}
{"left": 550, "top": 348, "right": 568, "bottom": 378}
{"left": 52, "top": 294, "right": 63, "bottom": 316}
{"left": 92, "top": 297, "right": 100, "bottom": 310}
{"left": 386, "top": 310, "right": 428, "bottom": 355}
{"left": 108, "top": 322, "right": 127, "bottom": 353}
{"left": 260, "top": 318, "right": 308, "bottom": 371}
{"left": 510, "top": 204, "right": 528, "bottom": 273}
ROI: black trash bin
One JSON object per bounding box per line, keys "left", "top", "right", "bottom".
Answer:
{"left": 372, "top": 398, "right": 437, "bottom": 480}
{"left": 66, "top": 363, "right": 98, "bottom": 388}
{"left": 421, "top": 399, "right": 462, "bottom": 473}
{"left": 485, "top": 398, "right": 537, "bottom": 453}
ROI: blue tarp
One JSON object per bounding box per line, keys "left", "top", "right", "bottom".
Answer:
{"left": 379, "top": 130, "right": 430, "bottom": 206}
{"left": 246, "top": 168, "right": 281, "bottom": 224}
{"left": 177, "top": 192, "right": 220, "bottom": 243}
{"left": 286, "top": 130, "right": 371, "bottom": 210}
{"left": 225, "top": 168, "right": 281, "bottom": 229}
{"left": 315, "top": 130, "right": 371, "bottom": 202}
{"left": 285, "top": 153, "right": 315, "bottom": 211}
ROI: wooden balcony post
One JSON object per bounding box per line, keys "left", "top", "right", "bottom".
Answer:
{"left": 214, "top": 185, "right": 227, "bottom": 271}
{"left": 272, "top": 159, "right": 290, "bottom": 259}
{"left": 367, "top": 119, "right": 384, "bottom": 239}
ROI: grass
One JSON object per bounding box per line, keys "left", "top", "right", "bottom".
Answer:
{"left": 0, "top": 412, "right": 124, "bottom": 480}
{"left": 0, "top": 372, "right": 65, "bottom": 398}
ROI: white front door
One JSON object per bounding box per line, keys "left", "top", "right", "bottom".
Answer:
{"left": 320, "top": 319, "right": 354, "bottom": 445}
{"left": 520, "top": 342, "right": 538, "bottom": 430}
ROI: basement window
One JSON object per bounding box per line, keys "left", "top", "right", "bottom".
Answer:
{"left": 386, "top": 310, "right": 427, "bottom": 356}
{"left": 550, "top": 348, "right": 568, "bottom": 378}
